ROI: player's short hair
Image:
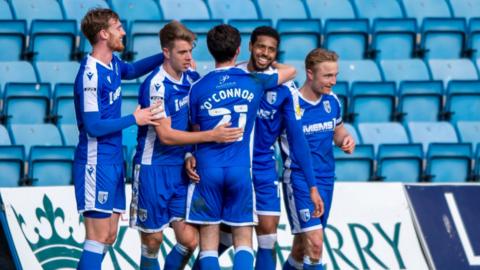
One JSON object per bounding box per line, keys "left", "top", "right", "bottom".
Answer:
{"left": 250, "top": 26, "right": 280, "bottom": 48}
{"left": 305, "top": 48, "right": 339, "bottom": 71}
{"left": 207, "top": 24, "right": 241, "bottom": 63}
{"left": 81, "top": 8, "right": 119, "bottom": 45}
{"left": 160, "top": 20, "right": 196, "bottom": 49}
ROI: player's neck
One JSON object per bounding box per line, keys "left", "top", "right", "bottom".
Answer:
{"left": 300, "top": 84, "right": 322, "bottom": 102}
{"left": 216, "top": 59, "right": 236, "bottom": 69}
{"left": 91, "top": 45, "right": 113, "bottom": 66}
{"left": 163, "top": 61, "right": 182, "bottom": 81}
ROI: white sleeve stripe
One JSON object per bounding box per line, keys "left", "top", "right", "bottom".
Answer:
{"left": 150, "top": 75, "right": 168, "bottom": 118}
{"left": 83, "top": 65, "right": 99, "bottom": 112}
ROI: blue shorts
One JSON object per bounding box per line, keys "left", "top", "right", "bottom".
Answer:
{"left": 130, "top": 164, "right": 188, "bottom": 232}
{"left": 253, "top": 167, "right": 280, "bottom": 216}
{"left": 74, "top": 163, "right": 126, "bottom": 214}
{"left": 186, "top": 166, "right": 257, "bottom": 226}
{"left": 283, "top": 169, "right": 334, "bottom": 234}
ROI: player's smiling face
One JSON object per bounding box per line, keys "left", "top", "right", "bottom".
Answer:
{"left": 166, "top": 39, "right": 193, "bottom": 73}
{"left": 309, "top": 61, "right": 338, "bottom": 95}
{"left": 106, "top": 19, "right": 125, "bottom": 52}
{"left": 249, "top": 35, "right": 278, "bottom": 71}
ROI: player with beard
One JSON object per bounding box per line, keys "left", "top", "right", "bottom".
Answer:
{"left": 282, "top": 48, "right": 355, "bottom": 270}
{"left": 73, "top": 8, "right": 164, "bottom": 270}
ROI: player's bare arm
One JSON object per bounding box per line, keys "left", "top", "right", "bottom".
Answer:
{"left": 334, "top": 124, "right": 355, "bottom": 154}
{"left": 154, "top": 117, "right": 243, "bottom": 145}
{"left": 272, "top": 61, "right": 296, "bottom": 84}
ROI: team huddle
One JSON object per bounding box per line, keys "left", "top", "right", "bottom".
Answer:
{"left": 73, "top": 8, "right": 355, "bottom": 270}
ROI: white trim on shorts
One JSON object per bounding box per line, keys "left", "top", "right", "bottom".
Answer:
{"left": 292, "top": 224, "right": 323, "bottom": 234}
{"left": 131, "top": 223, "right": 170, "bottom": 233}
{"left": 222, "top": 220, "right": 257, "bottom": 226}
{"left": 256, "top": 210, "right": 281, "bottom": 216}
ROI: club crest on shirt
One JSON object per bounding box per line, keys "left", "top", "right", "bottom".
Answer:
{"left": 300, "top": 209, "right": 311, "bottom": 222}
{"left": 138, "top": 208, "right": 148, "bottom": 222}
{"left": 323, "top": 100, "right": 331, "bottom": 113}
{"left": 98, "top": 191, "right": 108, "bottom": 204}
{"left": 266, "top": 91, "right": 277, "bottom": 104}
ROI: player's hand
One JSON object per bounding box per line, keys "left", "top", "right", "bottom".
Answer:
{"left": 190, "top": 59, "right": 197, "bottom": 70}
{"left": 210, "top": 122, "right": 243, "bottom": 143}
{"left": 340, "top": 135, "right": 355, "bottom": 154}
{"left": 185, "top": 156, "right": 200, "bottom": 182}
{"left": 133, "top": 103, "right": 163, "bottom": 126}
{"left": 310, "top": 187, "right": 324, "bottom": 218}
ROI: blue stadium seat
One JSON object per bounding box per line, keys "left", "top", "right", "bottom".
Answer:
{"left": 324, "top": 19, "right": 369, "bottom": 60}
{"left": 305, "top": 0, "right": 355, "bottom": 21}
{"left": 110, "top": 0, "right": 162, "bottom": 28}
{"left": 3, "top": 83, "right": 50, "bottom": 124}
{"left": 420, "top": 18, "right": 467, "bottom": 60}
{"left": 350, "top": 82, "right": 396, "bottom": 124}
{"left": 35, "top": 61, "right": 79, "bottom": 88}
{"left": 428, "top": 59, "right": 479, "bottom": 88}
{"left": 426, "top": 143, "right": 472, "bottom": 182}
{"left": 343, "top": 123, "right": 361, "bottom": 144}
{"left": 11, "top": 0, "right": 63, "bottom": 27}
{"left": 470, "top": 18, "right": 480, "bottom": 60}
{"left": 332, "top": 82, "right": 348, "bottom": 119}
{"left": 52, "top": 83, "right": 75, "bottom": 125}
{"left": 192, "top": 33, "right": 211, "bottom": 62}
{"left": 351, "top": 0, "right": 404, "bottom": 26}
{"left": 182, "top": 19, "right": 223, "bottom": 34}
{"left": 59, "top": 124, "right": 78, "bottom": 146}
{"left": 61, "top": 0, "right": 110, "bottom": 30}
{"left": 159, "top": 0, "right": 210, "bottom": 20}
{"left": 255, "top": 0, "right": 308, "bottom": 26}
{"left": 127, "top": 20, "right": 167, "bottom": 61}
{"left": 338, "top": 60, "right": 382, "bottom": 86}
{"left": 0, "top": 61, "right": 37, "bottom": 92}
{"left": 372, "top": 19, "right": 417, "bottom": 60}
{"left": 0, "top": 20, "right": 26, "bottom": 61}
{"left": 448, "top": 0, "right": 479, "bottom": 21}
{"left": 279, "top": 33, "right": 319, "bottom": 61}
{"left": 0, "top": 145, "right": 25, "bottom": 187}
{"left": 9, "top": 124, "right": 63, "bottom": 155}
{"left": 376, "top": 144, "right": 423, "bottom": 182}
{"left": 401, "top": 0, "right": 452, "bottom": 27}
{"left": 456, "top": 121, "right": 480, "bottom": 153}
{"left": 29, "top": 20, "right": 77, "bottom": 61}
{"left": 379, "top": 59, "right": 430, "bottom": 86}
{"left": 445, "top": 80, "right": 480, "bottom": 122}
{"left": 407, "top": 121, "right": 458, "bottom": 152}
{"left": 398, "top": 81, "right": 443, "bottom": 122}
{"left": 0, "top": 0, "right": 13, "bottom": 19}
{"left": 123, "top": 125, "right": 137, "bottom": 160}
{"left": 357, "top": 122, "right": 409, "bottom": 153}
{"left": 0, "top": 125, "right": 11, "bottom": 145}
{"left": 28, "top": 146, "right": 75, "bottom": 186}
{"left": 228, "top": 19, "right": 273, "bottom": 62}
{"left": 334, "top": 144, "right": 374, "bottom": 181}
{"left": 208, "top": 0, "right": 259, "bottom": 20}
{"left": 121, "top": 82, "right": 140, "bottom": 117}
{"left": 277, "top": 19, "right": 321, "bottom": 34}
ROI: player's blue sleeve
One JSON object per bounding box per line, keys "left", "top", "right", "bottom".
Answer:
{"left": 119, "top": 53, "right": 164, "bottom": 80}
{"left": 79, "top": 64, "right": 136, "bottom": 137}
{"left": 254, "top": 72, "right": 279, "bottom": 90}
{"left": 332, "top": 93, "right": 343, "bottom": 126}
{"left": 283, "top": 87, "right": 316, "bottom": 188}
{"left": 83, "top": 112, "right": 136, "bottom": 137}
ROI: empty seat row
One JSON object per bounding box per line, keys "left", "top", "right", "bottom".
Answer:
{"left": 1, "top": 0, "right": 478, "bottom": 29}
{"left": 334, "top": 142, "right": 480, "bottom": 183}
{"left": 332, "top": 79, "right": 480, "bottom": 124}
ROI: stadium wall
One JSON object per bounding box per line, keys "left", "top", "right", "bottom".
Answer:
{"left": 0, "top": 183, "right": 479, "bottom": 270}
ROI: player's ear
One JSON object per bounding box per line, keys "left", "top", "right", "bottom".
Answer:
{"left": 97, "top": 29, "right": 108, "bottom": 41}
{"left": 306, "top": 68, "right": 314, "bottom": 81}
{"left": 162, "top": 47, "right": 170, "bottom": 59}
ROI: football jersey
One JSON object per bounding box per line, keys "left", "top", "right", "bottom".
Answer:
{"left": 134, "top": 65, "right": 200, "bottom": 165}
{"left": 281, "top": 92, "right": 342, "bottom": 187}
{"left": 189, "top": 66, "right": 278, "bottom": 168}
{"left": 74, "top": 55, "right": 132, "bottom": 165}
